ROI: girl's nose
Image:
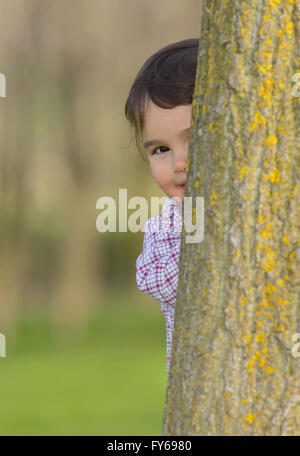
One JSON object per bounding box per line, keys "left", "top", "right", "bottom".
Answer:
{"left": 174, "top": 147, "right": 187, "bottom": 173}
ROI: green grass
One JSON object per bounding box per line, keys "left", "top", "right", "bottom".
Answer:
{"left": 0, "top": 294, "right": 168, "bottom": 435}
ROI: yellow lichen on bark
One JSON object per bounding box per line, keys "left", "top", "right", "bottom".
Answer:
{"left": 163, "top": 0, "right": 300, "bottom": 436}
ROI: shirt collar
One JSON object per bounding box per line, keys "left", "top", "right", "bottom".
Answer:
{"left": 161, "top": 197, "right": 182, "bottom": 233}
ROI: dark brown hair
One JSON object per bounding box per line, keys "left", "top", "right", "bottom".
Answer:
{"left": 124, "top": 38, "right": 199, "bottom": 162}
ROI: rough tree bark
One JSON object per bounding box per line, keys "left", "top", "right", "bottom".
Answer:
{"left": 163, "top": 0, "right": 300, "bottom": 435}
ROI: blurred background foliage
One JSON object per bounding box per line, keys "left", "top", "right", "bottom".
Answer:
{"left": 0, "top": 0, "right": 201, "bottom": 435}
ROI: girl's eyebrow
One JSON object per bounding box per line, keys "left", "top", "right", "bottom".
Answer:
{"left": 143, "top": 126, "right": 191, "bottom": 150}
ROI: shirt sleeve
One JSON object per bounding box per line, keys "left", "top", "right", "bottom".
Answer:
{"left": 136, "top": 217, "right": 182, "bottom": 307}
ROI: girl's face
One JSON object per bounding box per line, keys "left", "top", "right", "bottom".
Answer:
{"left": 142, "top": 100, "right": 192, "bottom": 203}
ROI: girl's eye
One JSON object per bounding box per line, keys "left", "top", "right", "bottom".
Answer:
{"left": 152, "top": 146, "right": 169, "bottom": 155}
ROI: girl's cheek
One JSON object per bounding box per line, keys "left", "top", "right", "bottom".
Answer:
{"left": 150, "top": 161, "right": 162, "bottom": 179}
{"left": 150, "top": 160, "right": 172, "bottom": 188}
{"left": 155, "top": 169, "right": 169, "bottom": 186}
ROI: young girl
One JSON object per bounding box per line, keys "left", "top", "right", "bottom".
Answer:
{"left": 125, "top": 38, "right": 199, "bottom": 376}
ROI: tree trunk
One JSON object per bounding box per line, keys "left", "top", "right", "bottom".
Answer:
{"left": 163, "top": 0, "right": 300, "bottom": 436}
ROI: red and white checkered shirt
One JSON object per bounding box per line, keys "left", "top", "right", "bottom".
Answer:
{"left": 136, "top": 197, "right": 182, "bottom": 375}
